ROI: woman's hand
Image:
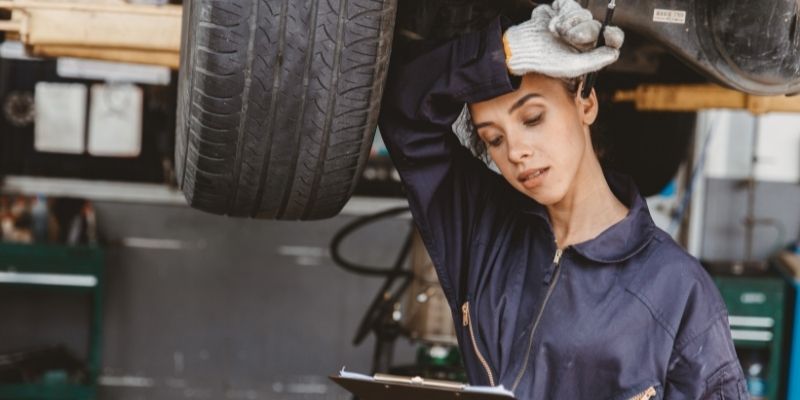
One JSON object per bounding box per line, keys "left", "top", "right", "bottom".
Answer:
{"left": 503, "top": 0, "right": 624, "bottom": 78}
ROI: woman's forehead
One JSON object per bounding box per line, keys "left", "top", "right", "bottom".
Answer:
{"left": 471, "top": 74, "right": 564, "bottom": 113}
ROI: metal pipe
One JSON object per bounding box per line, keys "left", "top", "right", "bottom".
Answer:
{"left": 581, "top": 0, "right": 616, "bottom": 98}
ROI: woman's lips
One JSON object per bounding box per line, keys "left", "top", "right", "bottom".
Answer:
{"left": 518, "top": 167, "right": 550, "bottom": 189}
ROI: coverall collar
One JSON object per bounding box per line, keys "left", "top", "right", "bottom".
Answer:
{"left": 520, "top": 170, "right": 656, "bottom": 264}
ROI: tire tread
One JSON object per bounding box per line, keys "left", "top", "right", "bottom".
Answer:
{"left": 176, "top": 0, "right": 397, "bottom": 220}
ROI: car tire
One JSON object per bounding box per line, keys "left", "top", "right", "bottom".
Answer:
{"left": 176, "top": 0, "right": 397, "bottom": 219}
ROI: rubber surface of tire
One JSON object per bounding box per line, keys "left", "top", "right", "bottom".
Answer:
{"left": 176, "top": 0, "right": 397, "bottom": 219}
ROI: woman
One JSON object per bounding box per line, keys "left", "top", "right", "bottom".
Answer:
{"left": 378, "top": 1, "right": 748, "bottom": 399}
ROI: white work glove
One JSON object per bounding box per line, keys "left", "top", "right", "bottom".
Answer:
{"left": 503, "top": 0, "right": 624, "bottom": 78}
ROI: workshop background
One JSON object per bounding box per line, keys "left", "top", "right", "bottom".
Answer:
{"left": 1, "top": 0, "right": 800, "bottom": 400}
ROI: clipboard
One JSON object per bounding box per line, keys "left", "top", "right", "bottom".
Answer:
{"left": 330, "top": 368, "right": 516, "bottom": 400}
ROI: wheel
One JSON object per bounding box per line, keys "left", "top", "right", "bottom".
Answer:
{"left": 583, "top": 0, "right": 800, "bottom": 95}
{"left": 176, "top": 0, "right": 398, "bottom": 220}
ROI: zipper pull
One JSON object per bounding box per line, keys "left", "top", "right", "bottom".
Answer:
{"left": 461, "top": 302, "right": 470, "bottom": 327}
{"left": 553, "top": 248, "right": 563, "bottom": 264}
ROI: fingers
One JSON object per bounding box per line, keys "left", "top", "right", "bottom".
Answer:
{"left": 551, "top": 7, "right": 594, "bottom": 34}
{"left": 558, "top": 20, "right": 601, "bottom": 50}
{"left": 581, "top": 46, "right": 620, "bottom": 70}
{"left": 530, "top": 3, "right": 556, "bottom": 25}
{"left": 549, "top": 0, "right": 593, "bottom": 35}
{"left": 504, "top": 0, "right": 624, "bottom": 79}
{"left": 603, "top": 26, "right": 624, "bottom": 49}
{"left": 551, "top": 0, "right": 589, "bottom": 16}
{"left": 554, "top": 47, "right": 619, "bottom": 78}
{"left": 519, "top": 46, "right": 619, "bottom": 79}
{"left": 548, "top": 0, "right": 600, "bottom": 51}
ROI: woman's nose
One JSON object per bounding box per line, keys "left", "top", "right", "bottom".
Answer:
{"left": 506, "top": 131, "right": 533, "bottom": 163}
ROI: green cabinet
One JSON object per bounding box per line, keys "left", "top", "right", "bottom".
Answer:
{"left": 0, "top": 243, "right": 104, "bottom": 400}
{"left": 713, "top": 276, "right": 785, "bottom": 400}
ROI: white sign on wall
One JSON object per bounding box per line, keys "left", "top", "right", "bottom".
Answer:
{"left": 88, "top": 84, "right": 143, "bottom": 157}
{"left": 34, "top": 82, "right": 87, "bottom": 154}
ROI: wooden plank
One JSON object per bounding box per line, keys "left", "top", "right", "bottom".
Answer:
{"left": 30, "top": 44, "right": 179, "bottom": 68}
{"left": 614, "top": 84, "right": 800, "bottom": 114}
{"left": 2, "top": 2, "right": 181, "bottom": 51}
{"left": 0, "top": 19, "right": 22, "bottom": 33}
{"left": 27, "top": 8, "right": 179, "bottom": 51}
{"left": 0, "top": 0, "right": 181, "bottom": 68}
{"left": 0, "top": 0, "right": 180, "bottom": 16}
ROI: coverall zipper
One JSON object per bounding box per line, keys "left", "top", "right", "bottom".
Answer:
{"left": 462, "top": 301, "right": 496, "bottom": 386}
{"left": 628, "top": 386, "right": 656, "bottom": 400}
{"left": 511, "top": 247, "right": 564, "bottom": 391}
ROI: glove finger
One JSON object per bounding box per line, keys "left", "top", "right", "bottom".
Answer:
{"left": 531, "top": 3, "right": 556, "bottom": 25}
{"left": 519, "top": 47, "right": 619, "bottom": 79}
{"left": 558, "top": 47, "right": 619, "bottom": 77}
{"left": 552, "top": 0, "right": 587, "bottom": 16}
{"left": 550, "top": 8, "right": 593, "bottom": 36}
{"left": 562, "top": 20, "right": 600, "bottom": 49}
{"left": 581, "top": 46, "right": 620, "bottom": 69}
{"left": 603, "top": 26, "right": 625, "bottom": 49}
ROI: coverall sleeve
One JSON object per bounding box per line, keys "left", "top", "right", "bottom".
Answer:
{"left": 664, "top": 303, "right": 750, "bottom": 399}
{"left": 377, "top": 17, "right": 517, "bottom": 308}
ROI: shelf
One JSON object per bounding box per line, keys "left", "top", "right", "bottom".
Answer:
{"left": 0, "top": 383, "right": 94, "bottom": 400}
{"left": 0, "top": 175, "right": 185, "bottom": 205}
{"left": 732, "top": 339, "right": 772, "bottom": 349}
{"left": 0, "top": 175, "right": 411, "bottom": 215}
{"left": 0, "top": 243, "right": 104, "bottom": 400}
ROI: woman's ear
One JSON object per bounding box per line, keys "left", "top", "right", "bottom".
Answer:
{"left": 575, "top": 83, "right": 598, "bottom": 126}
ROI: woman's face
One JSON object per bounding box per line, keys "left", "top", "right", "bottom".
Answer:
{"left": 469, "top": 73, "right": 598, "bottom": 205}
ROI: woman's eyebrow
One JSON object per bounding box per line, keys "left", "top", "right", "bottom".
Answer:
{"left": 508, "top": 93, "right": 543, "bottom": 114}
{"left": 473, "top": 92, "right": 543, "bottom": 129}
{"left": 474, "top": 121, "right": 496, "bottom": 130}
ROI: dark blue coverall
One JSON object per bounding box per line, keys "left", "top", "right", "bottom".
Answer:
{"left": 377, "top": 16, "right": 750, "bottom": 400}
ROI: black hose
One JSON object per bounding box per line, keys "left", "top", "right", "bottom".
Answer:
{"left": 329, "top": 206, "right": 413, "bottom": 277}
{"left": 328, "top": 206, "right": 416, "bottom": 346}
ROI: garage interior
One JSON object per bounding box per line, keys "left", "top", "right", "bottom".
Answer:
{"left": 0, "top": 0, "right": 799, "bottom": 399}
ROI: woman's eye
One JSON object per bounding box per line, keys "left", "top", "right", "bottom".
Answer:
{"left": 523, "top": 115, "right": 543, "bottom": 127}
{"left": 487, "top": 137, "right": 503, "bottom": 147}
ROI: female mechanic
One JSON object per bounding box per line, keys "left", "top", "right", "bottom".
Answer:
{"left": 377, "top": 0, "right": 748, "bottom": 399}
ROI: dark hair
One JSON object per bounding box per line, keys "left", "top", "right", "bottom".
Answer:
{"left": 462, "top": 76, "right": 605, "bottom": 162}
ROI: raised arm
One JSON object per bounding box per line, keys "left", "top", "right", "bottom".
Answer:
{"left": 377, "top": 17, "right": 518, "bottom": 307}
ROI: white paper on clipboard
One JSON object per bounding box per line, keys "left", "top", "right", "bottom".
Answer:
{"left": 332, "top": 367, "right": 516, "bottom": 399}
